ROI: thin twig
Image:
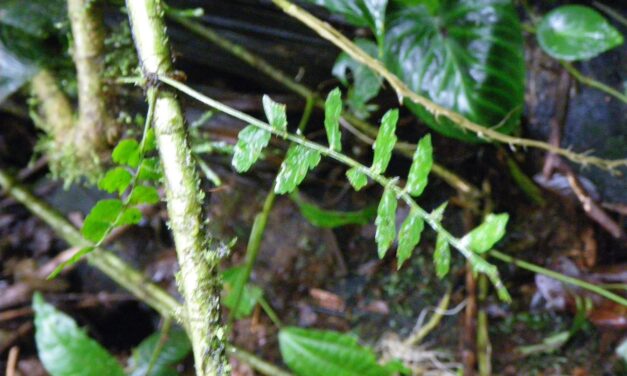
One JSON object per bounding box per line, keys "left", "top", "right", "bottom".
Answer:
{"left": 6, "top": 346, "right": 19, "bottom": 376}
{"left": 560, "top": 61, "right": 627, "bottom": 104}
{"left": 404, "top": 291, "right": 451, "bottom": 346}
{"left": 271, "top": 0, "right": 627, "bottom": 172}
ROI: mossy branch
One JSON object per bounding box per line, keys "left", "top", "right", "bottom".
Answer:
{"left": 270, "top": 0, "right": 627, "bottom": 172}
{"left": 125, "top": 1, "right": 228, "bottom": 375}
{"left": 68, "top": 0, "right": 116, "bottom": 165}
{"left": 0, "top": 169, "right": 292, "bottom": 376}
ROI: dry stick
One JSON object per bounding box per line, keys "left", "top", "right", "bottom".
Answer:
{"left": 166, "top": 11, "right": 481, "bottom": 198}
{"left": 270, "top": 0, "right": 627, "bottom": 172}
{"left": 124, "top": 1, "right": 227, "bottom": 375}
{"left": 0, "top": 169, "right": 292, "bottom": 376}
{"left": 560, "top": 61, "right": 627, "bottom": 104}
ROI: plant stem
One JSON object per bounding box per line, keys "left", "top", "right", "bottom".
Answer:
{"left": 159, "top": 76, "right": 510, "bottom": 300}
{"left": 166, "top": 10, "right": 481, "bottom": 198}
{"left": 489, "top": 250, "right": 627, "bottom": 306}
{"left": 403, "top": 291, "right": 451, "bottom": 346}
{"left": 125, "top": 1, "right": 228, "bottom": 374}
{"left": 270, "top": 0, "right": 627, "bottom": 172}
{"left": 561, "top": 61, "right": 627, "bottom": 104}
{"left": 161, "top": 76, "right": 627, "bottom": 307}
{"left": 145, "top": 317, "right": 173, "bottom": 376}
{"left": 0, "top": 168, "right": 291, "bottom": 376}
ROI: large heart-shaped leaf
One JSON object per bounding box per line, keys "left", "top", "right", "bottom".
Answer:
{"left": 384, "top": 0, "right": 525, "bottom": 142}
{"left": 537, "top": 5, "right": 624, "bottom": 62}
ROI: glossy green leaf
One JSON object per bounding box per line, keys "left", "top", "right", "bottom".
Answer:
{"left": 396, "top": 209, "right": 424, "bottom": 268}
{"left": 371, "top": 109, "right": 398, "bottom": 174}
{"left": 433, "top": 232, "right": 450, "bottom": 278}
{"left": 82, "top": 199, "right": 123, "bottom": 243}
{"left": 137, "top": 158, "right": 162, "bottom": 181}
{"left": 461, "top": 213, "right": 509, "bottom": 254}
{"left": 332, "top": 39, "right": 382, "bottom": 118}
{"left": 232, "top": 125, "right": 272, "bottom": 172}
{"left": 262, "top": 95, "right": 287, "bottom": 132}
{"left": 279, "top": 327, "right": 394, "bottom": 376}
{"left": 384, "top": 1, "right": 524, "bottom": 142}
{"left": 405, "top": 134, "right": 432, "bottom": 197}
{"left": 537, "top": 5, "right": 624, "bottom": 61}
{"left": 304, "top": 0, "right": 389, "bottom": 47}
{"left": 115, "top": 207, "right": 142, "bottom": 226}
{"left": 33, "top": 293, "right": 125, "bottom": 376}
{"left": 129, "top": 327, "right": 191, "bottom": 376}
{"left": 275, "top": 145, "right": 321, "bottom": 194}
{"left": 375, "top": 185, "right": 397, "bottom": 258}
{"left": 47, "top": 246, "right": 95, "bottom": 279}
{"left": 223, "top": 266, "right": 263, "bottom": 319}
{"left": 324, "top": 88, "right": 343, "bottom": 151}
{"left": 128, "top": 185, "right": 160, "bottom": 205}
{"left": 98, "top": 167, "right": 132, "bottom": 195}
{"left": 291, "top": 192, "right": 376, "bottom": 228}
{"left": 112, "top": 139, "right": 141, "bottom": 168}
{"left": 346, "top": 167, "right": 368, "bottom": 191}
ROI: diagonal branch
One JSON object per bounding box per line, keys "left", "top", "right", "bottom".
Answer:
{"left": 270, "top": 0, "right": 627, "bottom": 172}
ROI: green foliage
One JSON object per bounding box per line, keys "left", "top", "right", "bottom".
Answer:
{"left": 433, "top": 232, "right": 451, "bottom": 279}
{"left": 33, "top": 293, "right": 125, "bottom": 376}
{"left": 82, "top": 199, "right": 125, "bottom": 242}
{"left": 263, "top": 95, "right": 288, "bottom": 132}
{"left": 129, "top": 185, "right": 161, "bottom": 205}
{"left": 112, "top": 139, "right": 142, "bottom": 168}
{"left": 332, "top": 39, "right": 382, "bottom": 118}
{"left": 128, "top": 327, "right": 192, "bottom": 376}
{"left": 537, "top": 5, "right": 624, "bottom": 61}
{"left": 98, "top": 167, "right": 133, "bottom": 195}
{"left": 405, "top": 134, "right": 432, "bottom": 197}
{"left": 223, "top": 266, "right": 263, "bottom": 319}
{"left": 232, "top": 125, "right": 272, "bottom": 172}
{"left": 396, "top": 208, "right": 424, "bottom": 268}
{"left": 275, "top": 145, "right": 322, "bottom": 194}
{"left": 461, "top": 213, "right": 509, "bottom": 254}
{"left": 324, "top": 88, "right": 343, "bottom": 151}
{"left": 346, "top": 167, "right": 369, "bottom": 191}
{"left": 279, "top": 327, "right": 399, "bottom": 376}
{"left": 386, "top": 0, "right": 524, "bottom": 142}
{"left": 291, "top": 192, "right": 376, "bottom": 228}
{"left": 311, "top": 0, "right": 525, "bottom": 142}
{"left": 375, "top": 185, "right": 398, "bottom": 258}
{"left": 137, "top": 158, "right": 162, "bottom": 181}
{"left": 371, "top": 109, "right": 398, "bottom": 174}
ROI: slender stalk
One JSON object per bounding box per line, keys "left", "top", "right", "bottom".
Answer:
{"left": 160, "top": 76, "right": 510, "bottom": 300}
{"left": 0, "top": 168, "right": 291, "bottom": 376}
{"left": 489, "top": 250, "right": 627, "bottom": 306}
{"left": 145, "top": 318, "right": 173, "bottom": 376}
{"left": 68, "top": 0, "right": 116, "bottom": 160}
{"left": 561, "top": 61, "right": 627, "bottom": 104}
{"left": 166, "top": 11, "right": 481, "bottom": 198}
{"left": 270, "top": 0, "right": 627, "bottom": 172}
{"left": 160, "top": 76, "right": 627, "bottom": 308}
{"left": 404, "top": 291, "right": 450, "bottom": 346}
{"left": 125, "top": 1, "right": 227, "bottom": 374}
